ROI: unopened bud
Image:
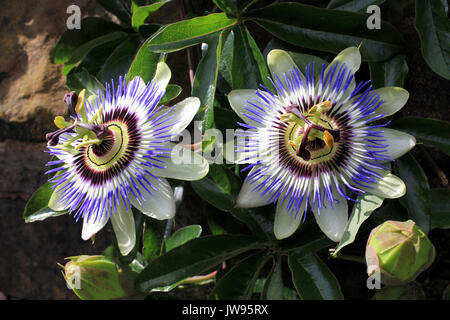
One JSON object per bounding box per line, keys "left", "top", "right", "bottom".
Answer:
{"left": 365, "top": 220, "right": 435, "bottom": 286}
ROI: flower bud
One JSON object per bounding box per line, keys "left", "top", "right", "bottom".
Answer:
{"left": 366, "top": 220, "right": 435, "bottom": 286}
{"left": 62, "top": 255, "right": 140, "bottom": 300}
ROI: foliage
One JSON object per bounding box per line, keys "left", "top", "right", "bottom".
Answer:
{"left": 24, "top": 0, "right": 450, "bottom": 300}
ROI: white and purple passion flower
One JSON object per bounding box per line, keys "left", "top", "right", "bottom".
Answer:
{"left": 227, "top": 47, "right": 415, "bottom": 242}
{"left": 45, "top": 62, "right": 209, "bottom": 255}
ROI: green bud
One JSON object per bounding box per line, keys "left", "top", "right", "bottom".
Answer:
{"left": 366, "top": 220, "right": 435, "bottom": 286}
{"left": 62, "top": 255, "right": 141, "bottom": 300}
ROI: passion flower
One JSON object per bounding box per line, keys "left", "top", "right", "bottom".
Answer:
{"left": 45, "top": 62, "right": 208, "bottom": 255}
{"left": 228, "top": 48, "right": 415, "bottom": 241}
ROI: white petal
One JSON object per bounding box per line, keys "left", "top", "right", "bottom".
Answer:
{"left": 130, "top": 176, "right": 176, "bottom": 220}
{"left": 223, "top": 139, "right": 258, "bottom": 164}
{"left": 370, "top": 87, "right": 409, "bottom": 118}
{"left": 267, "top": 49, "right": 304, "bottom": 89}
{"left": 374, "top": 128, "right": 416, "bottom": 160}
{"left": 81, "top": 214, "right": 109, "bottom": 240}
{"left": 345, "top": 87, "right": 409, "bottom": 118}
{"left": 360, "top": 169, "right": 406, "bottom": 199}
{"left": 322, "top": 47, "right": 361, "bottom": 100}
{"left": 150, "top": 143, "right": 209, "bottom": 181}
{"left": 110, "top": 200, "right": 136, "bottom": 256}
{"left": 152, "top": 62, "right": 171, "bottom": 95}
{"left": 273, "top": 194, "right": 306, "bottom": 240}
{"left": 150, "top": 97, "right": 200, "bottom": 137}
{"left": 327, "top": 47, "right": 361, "bottom": 75}
{"left": 227, "top": 89, "right": 264, "bottom": 128}
{"left": 236, "top": 166, "right": 274, "bottom": 208}
{"left": 312, "top": 191, "right": 348, "bottom": 242}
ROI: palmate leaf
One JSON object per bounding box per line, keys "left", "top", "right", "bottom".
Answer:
{"left": 100, "top": 36, "right": 141, "bottom": 85}
{"left": 327, "top": 0, "right": 385, "bottom": 12}
{"left": 415, "top": 0, "right": 450, "bottom": 80}
{"left": 430, "top": 188, "right": 450, "bottom": 230}
{"left": 261, "top": 256, "right": 284, "bottom": 300}
{"left": 135, "top": 234, "right": 267, "bottom": 292}
{"left": 52, "top": 17, "right": 125, "bottom": 65}
{"left": 23, "top": 182, "right": 66, "bottom": 223}
{"left": 127, "top": 37, "right": 161, "bottom": 84}
{"left": 131, "top": 0, "right": 171, "bottom": 31}
{"left": 288, "top": 252, "right": 344, "bottom": 300}
{"left": 165, "top": 225, "right": 202, "bottom": 252}
{"left": 62, "top": 31, "right": 128, "bottom": 76}
{"left": 369, "top": 53, "right": 408, "bottom": 88}
{"left": 395, "top": 153, "right": 431, "bottom": 234}
{"left": 209, "top": 251, "right": 271, "bottom": 300}
{"left": 247, "top": 2, "right": 404, "bottom": 62}
{"left": 96, "top": 0, "right": 132, "bottom": 25}
{"left": 147, "top": 13, "right": 237, "bottom": 53}
{"left": 192, "top": 30, "right": 228, "bottom": 132}
{"left": 66, "top": 68, "right": 106, "bottom": 97}
{"left": 213, "top": 0, "right": 260, "bottom": 17}
{"left": 231, "top": 23, "right": 273, "bottom": 90}
{"left": 332, "top": 194, "right": 384, "bottom": 257}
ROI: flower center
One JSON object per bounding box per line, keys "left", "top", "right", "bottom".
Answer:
{"left": 84, "top": 122, "right": 128, "bottom": 171}
{"left": 280, "top": 101, "right": 341, "bottom": 163}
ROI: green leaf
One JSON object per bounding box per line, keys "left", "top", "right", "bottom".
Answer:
{"left": 218, "top": 31, "right": 234, "bottom": 88}
{"left": 135, "top": 234, "right": 266, "bottom": 292}
{"left": 279, "top": 220, "right": 334, "bottom": 254}
{"left": 62, "top": 31, "right": 128, "bottom": 76}
{"left": 207, "top": 210, "right": 246, "bottom": 235}
{"left": 210, "top": 251, "right": 270, "bottom": 299}
{"left": 192, "top": 30, "right": 227, "bottom": 132}
{"left": 390, "top": 117, "right": 450, "bottom": 156}
{"left": 247, "top": 2, "right": 404, "bottom": 62}
{"left": 443, "top": 284, "right": 450, "bottom": 300}
{"left": 395, "top": 153, "right": 431, "bottom": 234}
{"left": 415, "top": 0, "right": 450, "bottom": 79}
{"left": 158, "top": 84, "right": 182, "bottom": 105}
{"left": 327, "top": 0, "right": 385, "bottom": 12}
{"left": 190, "top": 164, "right": 242, "bottom": 212}
{"left": 165, "top": 225, "right": 202, "bottom": 252}
{"left": 23, "top": 182, "right": 66, "bottom": 223}
{"left": 430, "top": 188, "right": 450, "bottom": 229}
{"left": 213, "top": 0, "right": 260, "bottom": 17}
{"left": 100, "top": 36, "right": 141, "bottom": 85}
{"left": 231, "top": 24, "right": 272, "bottom": 90}
{"left": 261, "top": 256, "right": 284, "bottom": 300}
{"left": 52, "top": 17, "right": 124, "bottom": 65}
{"left": 288, "top": 252, "right": 343, "bottom": 300}
{"left": 371, "top": 200, "right": 408, "bottom": 225}
{"left": 332, "top": 194, "right": 384, "bottom": 257}
{"left": 127, "top": 38, "right": 161, "bottom": 84}
{"left": 131, "top": 1, "right": 170, "bottom": 31}
{"left": 96, "top": 0, "right": 132, "bottom": 25}
{"left": 66, "top": 68, "right": 106, "bottom": 97}
{"left": 142, "top": 219, "right": 166, "bottom": 261}
{"left": 147, "top": 13, "right": 237, "bottom": 53}
{"left": 190, "top": 165, "right": 270, "bottom": 238}
{"left": 369, "top": 53, "right": 409, "bottom": 88}
{"left": 214, "top": 106, "right": 242, "bottom": 131}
